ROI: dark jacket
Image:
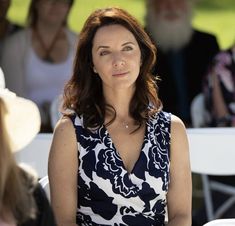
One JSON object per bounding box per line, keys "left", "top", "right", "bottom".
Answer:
{"left": 152, "top": 29, "right": 219, "bottom": 125}
{"left": 20, "top": 183, "right": 57, "bottom": 226}
{"left": 17, "top": 167, "right": 57, "bottom": 226}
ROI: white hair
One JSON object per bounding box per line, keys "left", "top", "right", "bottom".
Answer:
{"left": 146, "top": 0, "right": 194, "bottom": 52}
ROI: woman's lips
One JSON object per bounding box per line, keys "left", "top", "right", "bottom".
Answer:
{"left": 112, "top": 71, "right": 129, "bottom": 77}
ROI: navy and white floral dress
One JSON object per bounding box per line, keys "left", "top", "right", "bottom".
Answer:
{"left": 70, "top": 111, "right": 171, "bottom": 226}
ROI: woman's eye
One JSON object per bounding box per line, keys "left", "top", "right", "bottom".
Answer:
{"left": 123, "top": 46, "right": 133, "bottom": 51}
{"left": 99, "top": 50, "right": 109, "bottom": 56}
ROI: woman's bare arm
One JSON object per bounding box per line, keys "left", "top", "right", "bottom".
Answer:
{"left": 48, "top": 117, "right": 78, "bottom": 226}
{"left": 166, "top": 115, "right": 192, "bottom": 226}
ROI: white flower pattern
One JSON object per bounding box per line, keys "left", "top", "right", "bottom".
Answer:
{"left": 71, "top": 111, "right": 171, "bottom": 226}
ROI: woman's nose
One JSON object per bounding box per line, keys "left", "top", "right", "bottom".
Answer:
{"left": 113, "top": 61, "right": 125, "bottom": 68}
{"left": 112, "top": 56, "right": 125, "bottom": 68}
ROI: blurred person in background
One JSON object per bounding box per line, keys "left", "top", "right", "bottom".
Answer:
{"left": 145, "top": 0, "right": 219, "bottom": 126}
{"left": 204, "top": 43, "right": 235, "bottom": 127}
{"left": 1, "top": 0, "right": 77, "bottom": 132}
{"left": 0, "top": 67, "right": 56, "bottom": 226}
{"left": 192, "top": 43, "right": 235, "bottom": 225}
{"left": 0, "top": 0, "right": 22, "bottom": 59}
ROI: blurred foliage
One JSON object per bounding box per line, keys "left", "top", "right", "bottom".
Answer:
{"left": 196, "top": 0, "right": 235, "bottom": 10}
{"left": 70, "top": 0, "right": 146, "bottom": 30}
{"left": 7, "top": 0, "right": 145, "bottom": 28}
{"left": 7, "top": 0, "right": 235, "bottom": 49}
{"left": 193, "top": 0, "right": 235, "bottom": 49}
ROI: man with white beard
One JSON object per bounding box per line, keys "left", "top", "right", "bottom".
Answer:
{"left": 145, "top": 0, "right": 219, "bottom": 126}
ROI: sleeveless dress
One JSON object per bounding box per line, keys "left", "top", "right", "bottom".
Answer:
{"left": 71, "top": 111, "right": 171, "bottom": 226}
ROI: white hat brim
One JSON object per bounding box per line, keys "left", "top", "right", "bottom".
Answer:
{"left": 1, "top": 90, "right": 41, "bottom": 152}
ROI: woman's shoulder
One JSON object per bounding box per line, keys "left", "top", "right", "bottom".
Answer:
{"left": 2, "top": 29, "right": 30, "bottom": 57}
{"left": 4, "top": 28, "right": 29, "bottom": 45}
{"left": 171, "top": 114, "right": 185, "bottom": 128}
{"left": 52, "top": 114, "right": 79, "bottom": 147}
{"left": 170, "top": 114, "right": 187, "bottom": 139}
{"left": 54, "top": 115, "right": 76, "bottom": 134}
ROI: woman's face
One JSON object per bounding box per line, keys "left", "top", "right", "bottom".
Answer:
{"left": 92, "top": 24, "right": 142, "bottom": 92}
{"left": 36, "top": 0, "right": 71, "bottom": 26}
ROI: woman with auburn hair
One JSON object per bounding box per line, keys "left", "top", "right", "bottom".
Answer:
{"left": 0, "top": 68, "right": 56, "bottom": 226}
{"left": 49, "top": 7, "right": 191, "bottom": 226}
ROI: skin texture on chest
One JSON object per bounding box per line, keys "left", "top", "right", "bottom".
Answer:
{"left": 106, "top": 123, "right": 146, "bottom": 173}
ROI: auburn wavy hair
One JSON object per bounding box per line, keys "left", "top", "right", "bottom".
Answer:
{"left": 63, "top": 7, "right": 162, "bottom": 130}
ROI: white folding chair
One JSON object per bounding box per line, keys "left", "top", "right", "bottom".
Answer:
{"left": 203, "top": 218, "right": 235, "bottom": 226}
{"left": 190, "top": 93, "right": 211, "bottom": 128}
{"left": 39, "top": 175, "right": 50, "bottom": 201}
{"left": 14, "top": 133, "right": 53, "bottom": 178}
{"left": 188, "top": 128, "right": 235, "bottom": 221}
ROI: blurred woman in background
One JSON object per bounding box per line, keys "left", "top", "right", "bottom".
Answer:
{"left": 1, "top": 0, "right": 77, "bottom": 132}
{"left": 204, "top": 42, "right": 235, "bottom": 127}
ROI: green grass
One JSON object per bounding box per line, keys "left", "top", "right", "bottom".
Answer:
{"left": 8, "top": 0, "right": 235, "bottom": 49}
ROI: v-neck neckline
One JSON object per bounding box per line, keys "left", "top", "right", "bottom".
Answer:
{"left": 102, "top": 121, "right": 148, "bottom": 175}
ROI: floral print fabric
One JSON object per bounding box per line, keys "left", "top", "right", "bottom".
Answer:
{"left": 70, "top": 111, "right": 171, "bottom": 226}
{"left": 204, "top": 47, "right": 235, "bottom": 125}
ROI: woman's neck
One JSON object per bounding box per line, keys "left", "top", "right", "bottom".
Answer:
{"left": 35, "top": 21, "right": 63, "bottom": 38}
{"left": 32, "top": 21, "right": 67, "bottom": 63}
{"left": 104, "top": 89, "right": 134, "bottom": 120}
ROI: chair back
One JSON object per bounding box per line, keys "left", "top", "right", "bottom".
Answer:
{"left": 15, "top": 133, "right": 53, "bottom": 178}
{"left": 187, "top": 128, "right": 235, "bottom": 175}
{"left": 188, "top": 128, "right": 235, "bottom": 220}
{"left": 190, "top": 93, "right": 211, "bottom": 127}
{"left": 39, "top": 175, "right": 50, "bottom": 201}
{"left": 203, "top": 218, "right": 235, "bottom": 226}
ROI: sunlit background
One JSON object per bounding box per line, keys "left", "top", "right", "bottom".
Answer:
{"left": 7, "top": 0, "right": 235, "bottom": 49}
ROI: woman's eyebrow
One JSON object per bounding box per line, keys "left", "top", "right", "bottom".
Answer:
{"left": 122, "top": 41, "right": 135, "bottom": 46}
{"left": 96, "top": 41, "right": 135, "bottom": 51}
{"left": 96, "top": 45, "right": 109, "bottom": 51}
